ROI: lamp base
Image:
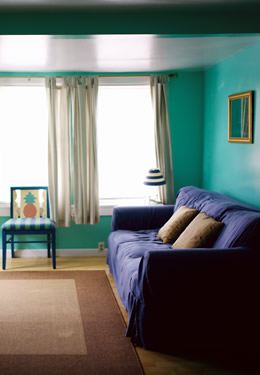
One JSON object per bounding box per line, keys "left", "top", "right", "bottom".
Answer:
{"left": 145, "top": 195, "right": 162, "bottom": 205}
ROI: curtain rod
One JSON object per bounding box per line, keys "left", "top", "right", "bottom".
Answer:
{"left": 0, "top": 73, "right": 178, "bottom": 78}
{"left": 100, "top": 74, "right": 178, "bottom": 78}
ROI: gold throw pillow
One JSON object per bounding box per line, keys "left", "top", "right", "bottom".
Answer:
{"left": 157, "top": 205, "right": 199, "bottom": 243}
{"left": 172, "top": 212, "right": 224, "bottom": 249}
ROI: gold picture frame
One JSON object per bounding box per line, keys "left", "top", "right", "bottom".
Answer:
{"left": 228, "top": 91, "right": 253, "bottom": 143}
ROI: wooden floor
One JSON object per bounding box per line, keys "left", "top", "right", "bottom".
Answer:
{"left": 0, "top": 256, "right": 254, "bottom": 375}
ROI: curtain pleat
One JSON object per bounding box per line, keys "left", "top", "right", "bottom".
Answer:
{"left": 71, "top": 77, "right": 99, "bottom": 224}
{"left": 87, "top": 77, "right": 99, "bottom": 224}
{"left": 46, "top": 77, "right": 71, "bottom": 227}
{"left": 59, "top": 78, "right": 72, "bottom": 226}
{"left": 46, "top": 76, "right": 99, "bottom": 226}
{"left": 45, "top": 77, "right": 58, "bottom": 224}
{"left": 150, "top": 75, "right": 175, "bottom": 204}
{"left": 46, "top": 76, "right": 100, "bottom": 226}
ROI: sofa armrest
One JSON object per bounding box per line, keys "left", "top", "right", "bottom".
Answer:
{"left": 127, "top": 247, "right": 260, "bottom": 353}
{"left": 111, "top": 205, "right": 175, "bottom": 231}
{"left": 133, "top": 247, "right": 260, "bottom": 302}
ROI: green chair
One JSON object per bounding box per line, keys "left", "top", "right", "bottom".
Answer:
{"left": 1, "top": 186, "right": 56, "bottom": 270}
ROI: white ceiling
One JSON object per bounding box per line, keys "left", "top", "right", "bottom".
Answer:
{"left": 0, "top": 35, "right": 259, "bottom": 72}
{"left": 0, "top": 1, "right": 259, "bottom": 72}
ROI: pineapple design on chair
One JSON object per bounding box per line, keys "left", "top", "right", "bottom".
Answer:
{"left": 23, "top": 192, "right": 38, "bottom": 217}
{"left": 1, "top": 187, "right": 56, "bottom": 270}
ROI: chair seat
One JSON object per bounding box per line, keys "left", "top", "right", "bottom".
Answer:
{"left": 2, "top": 218, "right": 55, "bottom": 231}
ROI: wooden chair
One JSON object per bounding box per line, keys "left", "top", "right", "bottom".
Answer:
{"left": 1, "top": 186, "right": 56, "bottom": 270}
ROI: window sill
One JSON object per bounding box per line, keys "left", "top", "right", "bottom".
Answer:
{"left": 0, "top": 203, "right": 9, "bottom": 217}
{"left": 0, "top": 198, "right": 155, "bottom": 217}
{"left": 99, "top": 197, "right": 162, "bottom": 215}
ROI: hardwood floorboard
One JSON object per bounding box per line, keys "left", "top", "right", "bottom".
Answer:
{"left": 0, "top": 257, "right": 254, "bottom": 375}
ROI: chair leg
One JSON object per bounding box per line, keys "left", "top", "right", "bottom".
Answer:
{"left": 2, "top": 230, "right": 6, "bottom": 270}
{"left": 52, "top": 230, "right": 56, "bottom": 270}
{"left": 47, "top": 234, "right": 51, "bottom": 258}
{"left": 11, "top": 236, "right": 15, "bottom": 258}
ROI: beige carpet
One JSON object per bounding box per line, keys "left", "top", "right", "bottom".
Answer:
{"left": 0, "top": 279, "right": 87, "bottom": 355}
{"left": 0, "top": 271, "right": 144, "bottom": 375}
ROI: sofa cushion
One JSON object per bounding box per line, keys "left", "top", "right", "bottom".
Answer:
{"left": 213, "top": 209, "right": 260, "bottom": 248}
{"left": 2, "top": 218, "right": 55, "bottom": 231}
{"left": 174, "top": 186, "right": 260, "bottom": 248}
{"left": 107, "top": 229, "right": 172, "bottom": 308}
{"left": 172, "top": 212, "right": 224, "bottom": 249}
{"left": 175, "top": 186, "right": 258, "bottom": 218}
{"left": 157, "top": 205, "right": 199, "bottom": 243}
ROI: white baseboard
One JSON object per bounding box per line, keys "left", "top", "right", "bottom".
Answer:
{"left": 0, "top": 248, "right": 108, "bottom": 258}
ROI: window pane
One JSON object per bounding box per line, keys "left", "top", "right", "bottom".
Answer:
{"left": 0, "top": 87, "right": 48, "bottom": 203}
{"left": 97, "top": 85, "right": 156, "bottom": 201}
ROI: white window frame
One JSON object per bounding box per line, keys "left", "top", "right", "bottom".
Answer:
{"left": 97, "top": 76, "right": 156, "bottom": 213}
{"left": 0, "top": 77, "right": 48, "bottom": 216}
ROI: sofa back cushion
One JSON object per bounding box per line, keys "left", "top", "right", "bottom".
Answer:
{"left": 175, "top": 186, "right": 260, "bottom": 248}
{"left": 213, "top": 209, "right": 260, "bottom": 248}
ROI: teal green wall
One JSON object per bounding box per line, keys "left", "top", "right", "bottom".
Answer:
{"left": 169, "top": 72, "right": 204, "bottom": 194}
{"left": 0, "top": 6, "right": 260, "bottom": 35}
{"left": 56, "top": 217, "right": 111, "bottom": 249}
{"left": 203, "top": 42, "right": 260, "bottom": 208}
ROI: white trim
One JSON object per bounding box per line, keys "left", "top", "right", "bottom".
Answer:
{"left": 0, "top": 198, "right": 149, "bottom": 217}
{"left": 0, "top": 77, "right": 45, "bottom": 86}
{"left": 0, "top": 76, "right": 150, "bottom": 87}
{"left": 99, "top": 76, "right": 150, "bottom": 86}
{"left": 0, "top": 77, "right": 67, "bottom": 87}
{"left": 0, "top": 248, "right": 108, "bottom": 258}
{"left": 0, "top": 203, "right": 9, "bottom": 217}
{"left": 99, "top": 205, "right": 114, "bottom": 216}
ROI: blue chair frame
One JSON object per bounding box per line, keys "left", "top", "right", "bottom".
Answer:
{"left": 1, "top": 186, "right": 56, "bottom": 270}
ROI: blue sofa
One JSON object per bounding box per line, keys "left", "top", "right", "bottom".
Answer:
{"left": 107, "top": 186, "right": 260, "bottom": 356}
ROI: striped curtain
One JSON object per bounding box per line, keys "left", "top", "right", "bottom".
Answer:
{"left": 45, "top": 77, "right": 59, "bottom": 225}
{"left": 71, "top": 77, "right": 99, "bottom": 224}
{"left": 45, "top": 77, "right": 71, "bottom": 227}
{"left": 46, "top": 76, "right": 99, "bottom": 227}
{"left": 150, "top": 75, "right": 175, "bottom": 204}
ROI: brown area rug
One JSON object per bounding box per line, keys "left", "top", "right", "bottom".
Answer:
{"left": 0, "top": 271, "right": 144, "bottom": 375}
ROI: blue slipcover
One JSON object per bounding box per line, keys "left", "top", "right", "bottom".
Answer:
{"left": 107, "top": 186, "right": 260, "bottom": 355}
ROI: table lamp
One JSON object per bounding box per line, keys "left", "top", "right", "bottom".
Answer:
{"left": 144, "top": 168, "right": 166, "bottom": 204}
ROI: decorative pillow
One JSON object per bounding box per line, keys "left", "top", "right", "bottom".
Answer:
{"left": 157, "top": 205, "right": 199, "bottom": 243}
{"left": 172, "top": 212, "right": 224, "bottom": 249}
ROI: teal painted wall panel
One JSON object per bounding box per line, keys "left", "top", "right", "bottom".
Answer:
{"left": 0, "top": 7, "right": 260, "bottom": 35}
{"left": 203, "top": 42, "right": 260, "bottom": 208}
{"left": 169, "top": 72, "right": 204, "bottom": 195}
{"left": 56, "top": 217, "right": 112, "bottom": 249}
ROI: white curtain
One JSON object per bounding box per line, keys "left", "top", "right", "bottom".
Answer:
{"left": 72, "top": 77, "right": 99, "bottom": 224}
{"left": 45, "top": 77, "right": 58, "bottom": 224}
{"left": 46, "top": 76, "right": 99, "bottom": 226}
{"left": 150, "top": 75, "right": 175, "bottom": 204}
{"left": 45, "top": 77, "right": 71, "bottom": 227}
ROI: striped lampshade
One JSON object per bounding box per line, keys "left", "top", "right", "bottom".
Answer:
{"left": 144, "top": 168, "right": 166, "bottom": 186}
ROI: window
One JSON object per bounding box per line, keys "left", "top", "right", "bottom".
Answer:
{"left": 0, "top": 85, "right": 48, "bottom": 206}
{"left": 0, "top": 77, "right": 157, "bottom": 216}
{"left": 97, "top": 78, "right": 156, "bottom": 205}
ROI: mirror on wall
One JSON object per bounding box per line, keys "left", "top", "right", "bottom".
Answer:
{"left": 228, "top": 91, "right": 253, "bottom": 143}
